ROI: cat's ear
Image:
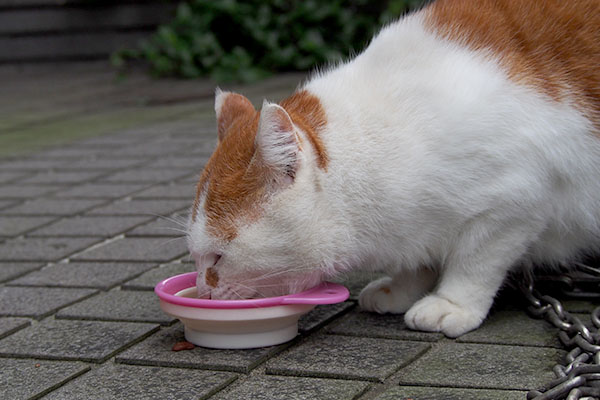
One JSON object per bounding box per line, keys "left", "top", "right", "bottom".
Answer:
{"left": 215, "top": 88, "right": 255, "bottom": 141}
{"left": 256, "top": 101, "right": 300, "bottom": 181}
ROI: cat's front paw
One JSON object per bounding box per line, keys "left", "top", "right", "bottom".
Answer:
{"left": 404, "top": 294, "right": 484, "bottom": 337}
{"left": 358, "top": 277, "right": 414, "bottom": 314}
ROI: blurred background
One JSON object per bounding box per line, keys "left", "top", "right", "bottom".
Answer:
{"left": 2, "top": 0, "right": 428, "bottom": 82}
{"left": 0, "top": 0, "right": 428, "bottom": 156}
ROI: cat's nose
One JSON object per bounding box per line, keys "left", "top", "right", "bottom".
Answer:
{"left": 194, "top": 252, "right": 221, "bottom": 271}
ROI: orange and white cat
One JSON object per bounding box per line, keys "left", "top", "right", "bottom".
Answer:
{"left": 187, "top": 0, "right": 600, "bottom": 337}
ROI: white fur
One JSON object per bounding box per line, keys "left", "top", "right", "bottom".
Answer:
{"left": 188, "top": 12, "right": 600, "bottom": 336}
{"left": 256, "top": 101, "right": 299, "bottom": 178}
{"left": 214, "top": 87, "right": 227, "bottom": 117}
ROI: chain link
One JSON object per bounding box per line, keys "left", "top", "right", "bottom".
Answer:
{"left": 520, "top": 264, "right": 600, "bottom": 400}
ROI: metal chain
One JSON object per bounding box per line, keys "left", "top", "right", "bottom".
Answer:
{"left": 519, "top": 264, "right": 600, "bottom": 400}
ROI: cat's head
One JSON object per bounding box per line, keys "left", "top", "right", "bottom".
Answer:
{"left": 187, "top": 89, "right": 335, "bottom": 299}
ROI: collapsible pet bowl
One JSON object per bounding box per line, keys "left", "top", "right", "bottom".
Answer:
{"left": 155, "top": 272, "right": 349, "bottom": 349}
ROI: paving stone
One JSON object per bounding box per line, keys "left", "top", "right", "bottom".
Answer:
{"left": 111, "top": 143, "right": 196, "bottom": 157}
{"left": 0, "top": 158, "right": 69, "bottom": 170}
{"left": 110, "top": 126, "right": 166, "bottom": 138}
{"left": 0, "top": 358, "right": 90, "bottom": 400}
{"left": 0, "top": 262, "right": 43, "bottom": 283}
{"left": 112, "top": 127, "right": 169, "bottom": 139}
{"left": 0, "top": 184, "right": 57, "bottom": 199}
{"left": 58, "top": 157, "right": 147, "bottom": 170}
{"left": 327, "top": 310, "right": 444, "bottom": 342}
{"left": 184, "top": 142, "right": 219, "bottom": 156}
{"left": 18, "top": 151, "right": 75, "bottom": 161}
{"left": 1, "top": 198, "right": 106, "bottom": 216}
{"left": 213, "top": 375, "right": 369, "bottom": 400}
{"left": 116, "top": 324, "right": 285, "bottom": 373}
{"left": 101, "top": 168, "right": 192, "bottom": 183}
{"left": 52, "top": 183, "right": 150, "bottom": 198}
{"left": 165, "top": 120, "right": 216, "bottom": 136}
{"left": 0, "top": 200, "right": 19, "bottom": 210}
{"left": 8, "top": 262, "right": 156, "bottom": 290}
{"left": 457, "top": 310, "right": 561, "bottom": 348}
{"left": 168, "top": 125, "right": 216, "bottom": 139}
{"left": 57, "top": 290, "right": 175, "bottom": 325}
{"left": 126, "top": 214, "right": 189, "bottom": 237}
{"left": 0, "top": 318, "right": 30, "bottom": 339}
{"left": 74, "top": 135, "right": 148, "bottom": 146}
{"left": 375, "top": 386, "right": 527, "bottom": 400}
{"left": 563, "top": 299, "right": 599, "bottom": 313}
{"left": 0, "top": 319, "right": 159, "bottom": 362}
{"left": 36, "top": 146, "right": 107, "bottom": 158}
{"left": 298, "top": 301, "right": 356, "bottom": 333}
{"left": 0, "top": 171, "right": 30, "bottom": 183}
{"left": 266, "top": 335, "right": 430, "bottom": 382}
{"left": 0, "top": 216, "right": 56, "bottom": 236}
{"left": 43, "top": 364, "right": 236, "bottom": 400}
{"left": 176, "top": 172, "right": 201, "bottom": 183}
{"left": 0, "top": 237, "right": 102, "bottom": 261}
{"left": 161, "top": 139, "right": 205, "bottom": 147}
{"left": 28, "top": 215, "right": 153, "bottom": 237}
{"left": 149, "top": 155, "right": 208, "bottom": 169}
{"left": 86, "top": 199, "right": 190, "bottom": 216}
{"left": 396, "top": 342, "right": 563, "bottom": 390}
{"left": 65, "top": 143, "right": 125, "bottom": 151}
{"left": 73, "top": 237, "right": 188, "bottom": 262}
{"left": 132, "top": 182, "right": 196, "bottom": 199}
{"left": 121, "top": 263, "right": 194, "bottom": 291}
{"left": 20, "top": 170, "right": 106, "bottom": 184}
{"left": 0, "top": 286, "right": 97, "bottom": 319}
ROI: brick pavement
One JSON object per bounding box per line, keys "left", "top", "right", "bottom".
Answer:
{"left": 0, "top": 69, "right": 592, "bottom": 400}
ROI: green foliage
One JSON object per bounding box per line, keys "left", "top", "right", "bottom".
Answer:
{"left": 113, "top": 0, "right": 426, "bottom": 82}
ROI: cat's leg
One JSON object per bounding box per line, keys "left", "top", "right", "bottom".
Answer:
{"left": 358, "top": 268, "right": 437, "bottom": 314}
{"left": 404, "top": 221, "right": 535, "bottom": 337}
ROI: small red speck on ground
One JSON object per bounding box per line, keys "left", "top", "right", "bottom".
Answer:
{"left": 172, "top": 341, "right": 195, "bottom": 351}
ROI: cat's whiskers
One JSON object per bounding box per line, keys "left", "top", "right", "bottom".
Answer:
{"left": 156, "top": 236, "right": 185, "bottom": 248}
{"left": 229, "top": 286, "right": 245, "bottom": 300}
{"left": 234, "top": 282, "right": 269, "bottom": 299}
{"left": 157, "top": 226, "right": 189, "bottom": 235}
{"left": 241, "top": 265, "right": 317, "bottom": 283}
{"left": 236, "top": 282, "right": 289, "bottom": 289}
{"left": 139, "top": 213, "right": 191, "bottom": 246}
{"left": 149, "top": 213, "right": 189, "bottom": 229}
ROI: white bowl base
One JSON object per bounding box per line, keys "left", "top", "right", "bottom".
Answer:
{"left": 184, "top": 323, "right": 298, "bottom": 349}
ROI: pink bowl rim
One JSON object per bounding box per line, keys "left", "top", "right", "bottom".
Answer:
{"left": 154, "top": 272, "right": 349, "bottom": 309}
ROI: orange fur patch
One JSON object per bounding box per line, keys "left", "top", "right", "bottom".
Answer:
{"left": 424, "top": 0, "right": 600, "bottom": 130}
{"left": 217, "top": 93, "right": 255, "bottom": 141}
{"left": 192, "top": 90, "right": 328, "bottom": 241}
{"left": 194, "top": 111, "right": 263, "bottom": 240}
{"left": 280, "top": 90, "right": 329, "bottom": 170}
{"left": 205, "top": 267, "right": 219, "bottom": 287}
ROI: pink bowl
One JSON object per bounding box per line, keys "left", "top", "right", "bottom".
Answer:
{"left": 154, "top": 272, "right": 350, "bottom": 349}
{"left": 155, "top": 272, "right": 349, "bottom": 309}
